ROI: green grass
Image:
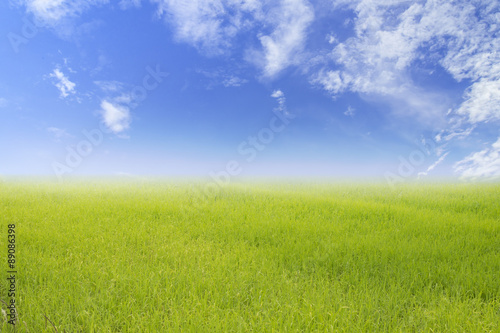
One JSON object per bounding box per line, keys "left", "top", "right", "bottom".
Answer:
{"left": 1, "top": 179, "right": 499, "bottom": 332}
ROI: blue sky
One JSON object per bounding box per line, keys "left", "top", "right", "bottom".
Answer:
{"left": 1, "top": 0, "right": 499, "bottom": 182}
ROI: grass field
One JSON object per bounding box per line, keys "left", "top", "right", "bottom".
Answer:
{"left": 0, "top": 179, "right": 499, "bottom": 332}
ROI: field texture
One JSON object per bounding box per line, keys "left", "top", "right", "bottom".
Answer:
{"left": 1, "top": 180, "right": 499, "bottom": 332}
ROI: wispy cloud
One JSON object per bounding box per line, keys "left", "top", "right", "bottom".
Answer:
{"left": 119, "top": 0, "right": 141, "bottom": 10}
{"left": 99, "top": 100, "right": 131, "bottom": 134}
{"left": 454, "top": 137, "right": 500, "bottom": 180}
{"left": 417, "top": 152, "right": 449, "bottom": 178}
{"left": 47, "top": 127, "right": 73, "bottom": 141}
{"left": 436, "top": 126, "right": 476, "bottom": 143}
{"left": 49, "top": 68, "right": 76, "bottom": 98}
{"left": 21, "top": 0, "right": 108, "bottom": 24}
{"left": 456, "top": 79, "right": 500, "bottom": 123}
{"left": 344, "top": 105, "right": 355, "bottom": 117}
{"left": 21, "top": 0, "right": 313, "bottom": 78}
{"left": 0, "top": 98, "right": 7, "bottom": 108}
{"left": 94, "top": 80, "right": 125, "bottom": 93}
{"left": 90, "top": 54, "right": 111, "bottom": 76}
{"left": 196, "top": 69, "right": 248, "bottom": 88}
{"left": 222, "top": 75, "right": 248, "bottom": 87}
{"left": 155, "top": 0, "right": 313, "bottom": 77}
{"left": 153, "top": 0, "right": 261, "bottom": 55}
{"left": 256, "top": 0, "right": 314, "bottom": 77}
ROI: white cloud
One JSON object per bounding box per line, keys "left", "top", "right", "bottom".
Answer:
{"left": 94, "top": 80, "right": 139, "bottom": 135}
{"left": 0, "top": 98, "right": 7, "bottom": 108}
{"left": 312, "top": 70, "right": 344, "bottom": 95}
{"left": 21, "top": 0, "right": 108, "bottom": 23}
{"left": 326, "top": 34, "right": 336, "bottom": 44}
{"left": 99, "top": 100, "right": 131, "bottom": 134}
{"left": 153, "top": 0, "right": 261, "bottom": 55}
{"left": 257, "top": 0, "right": 314, "bottom": 77}
{"left": 456, "top": 79, "right": 500, "bottom": 123}
{"left": 271, "top": 89, "right": 290, "bottom": 114}
{"left": 454, "top": 137, "right": 500, "bottom": 180}
{"left": 271, "top": 89, "right": 284, "bottom": 99}
{"left": 49, "top": 68, "right": 76, "bottom": 98}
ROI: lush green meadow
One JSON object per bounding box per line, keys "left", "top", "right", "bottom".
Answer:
{"left": 0, "top": 179, "right": 499, "bottom": 332}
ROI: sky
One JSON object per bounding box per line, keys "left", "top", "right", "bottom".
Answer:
{"left": 1, "top": 0, "right": 499, "bottom": 183}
